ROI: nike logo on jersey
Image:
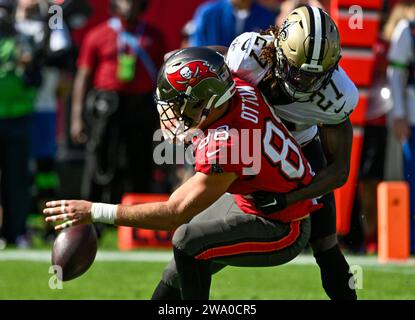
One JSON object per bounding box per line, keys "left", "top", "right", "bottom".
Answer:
{"left": 334, "top": 101, "right": 346, "bottom": 114}
{"left": 206, "top": 148, "right": 223, "bottom": 158}
{"left": 261, "top": 199, "right": 277, "bottom": 207}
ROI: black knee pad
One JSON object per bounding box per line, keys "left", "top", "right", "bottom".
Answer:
{"left": 310, "top": 233, "right": 338, "bottom": 254}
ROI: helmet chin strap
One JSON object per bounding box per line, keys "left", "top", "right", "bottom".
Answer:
{"left": 180, "top": 86, "right": 193, "bottom": 115}
{"left": 198, "top": 94, "right": 217, "bottom": 128}
{"left": 197, "top": 81, "right": 236, "bottom": 127}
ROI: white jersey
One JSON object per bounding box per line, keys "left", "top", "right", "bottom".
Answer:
{"left": 387, "top": 19, "right": 415, "bottom": 125}
{"left": 226, "top": 32, "right": 359, "bottom": 145}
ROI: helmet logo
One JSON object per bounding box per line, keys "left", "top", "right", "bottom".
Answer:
{"left": 278, "top": 20, "right": 295, "bottom": 41}
{"left": 166, "top": 60, "right": 219, "bottom": 92}
{"left": 180, "top": 66, "right": 193, "bottom": 80}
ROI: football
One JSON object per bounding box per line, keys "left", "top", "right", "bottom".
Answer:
{"left": 51, "top": 224, "right": 98, "bottom": 281}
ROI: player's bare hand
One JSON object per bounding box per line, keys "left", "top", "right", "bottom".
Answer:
{"left": 43, "top": 200, "right": 93, "bottom": 231}
{"left": 70, "top": 117, "right": 87, "bottom": 144}
{"left": 393, "top": 118, "right": 411, "bottom": 141}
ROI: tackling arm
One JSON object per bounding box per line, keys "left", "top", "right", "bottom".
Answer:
{"left": 285, "top": 118, "right": 353, "bottom": 205}
{"left": 252, "top": 118, "right": 353, "bottom": 213}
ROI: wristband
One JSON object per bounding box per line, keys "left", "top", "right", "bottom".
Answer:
{"left": 91, "top": 203, "right": 118, "bottom": 224}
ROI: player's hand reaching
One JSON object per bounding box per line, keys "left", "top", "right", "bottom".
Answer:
{"left": 43, "top": 200, "right": 93, "bottom": 231}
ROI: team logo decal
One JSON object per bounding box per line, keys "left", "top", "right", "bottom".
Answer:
{"left": 278, "top": 20, "right": 295, "bottom": 41}
{"left": 166, "top": 60, "right": 219, "bottom": 92}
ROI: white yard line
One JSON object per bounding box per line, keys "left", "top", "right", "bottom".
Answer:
{"left": 1, "top": 250, "right": 415, "bottom": 268}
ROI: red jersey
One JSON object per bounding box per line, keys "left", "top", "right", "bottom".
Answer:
{"left": 195, "top": 77, "right": 318, "bottom": 223}
{"left": 77, "top": 20, "right": 165, "bottom": 94}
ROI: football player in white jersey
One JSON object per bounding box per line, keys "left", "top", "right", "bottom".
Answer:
{"left": 223, "top": 5, "right": 358, "bottom": 300}
{"left": 388, "top": 18, "right": 415, "bottom": 253}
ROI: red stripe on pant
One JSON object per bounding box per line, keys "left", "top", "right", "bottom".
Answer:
{"left": 195, "top": 220, "right": 301, "bottom": 260}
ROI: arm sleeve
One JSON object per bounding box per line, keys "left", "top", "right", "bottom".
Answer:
{"left": 343, "top": 83, "right": 359, "bottom": 120}
{"left": 225, "top": 33, "right": 251, "bottom": 74}
{"left": 388, "top": 20, "right": 413, "bottom": 66}
{"left": 76, "top": 30, "right": 98, "bottom": 70}
{"left": 225, "top": 32, "right": 271, "bottom": 85}
{"left": 336, "top": 68, "right": 359, "bottom": 122}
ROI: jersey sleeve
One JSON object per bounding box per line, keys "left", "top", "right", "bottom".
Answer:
{"left": 195, "top": 126, "right": 243, "bottom": 176}
{"left": 225, "top": 32, "right": 272, "bottom": 85}
{"left": 388, "top": 20, "right": 413, "bottom": 67}
{"left": 325, "top": 67, "right": 359, "bottom": 124}
{"left": 77, "top": 28, "right": 98, "bottom": 70}
{"left": 336, "top": 67, "right": 359, "bottom": 122}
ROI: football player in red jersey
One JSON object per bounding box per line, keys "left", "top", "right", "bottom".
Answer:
{"left": 43, "top": 47, "right": 321, "bottom": 299}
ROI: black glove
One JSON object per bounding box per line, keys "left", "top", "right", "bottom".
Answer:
{"left": 251, "top": 191, "right": 287, "bottom": 215}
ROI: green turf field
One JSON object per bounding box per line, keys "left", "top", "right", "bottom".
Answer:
{"left": 0, "top": 250, "right": 414, "bottom": 300}
{"left": 3, "top": 221, "right": 414, "bottom": 300}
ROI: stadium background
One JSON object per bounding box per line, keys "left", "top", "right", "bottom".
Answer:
{"left": 1, "top": 0, "right": 415, "bottom": 300}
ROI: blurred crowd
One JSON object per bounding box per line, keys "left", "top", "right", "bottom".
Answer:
{"left": 0, "top": 0, "right": 413, "bottom": 254}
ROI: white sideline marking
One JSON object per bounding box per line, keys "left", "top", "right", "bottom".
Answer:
{"left": 0, "top": 250, "right": 173, "bottom": 262}
{"left": 1, "top": 250, "right": 415, "bottom": 268}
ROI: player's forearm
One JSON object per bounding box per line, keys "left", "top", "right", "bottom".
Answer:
{"left": 115, "top": 202, "right": 182, "bottom": 231}
{"left": 287, "top": 120, "right": 352, "bottom": 205}
{"left": 286, "top": 164, "right": 348, "bottom": 205}
{"left": 71, "top": 69, "right": 90, "bottom": 120}
{"left": 113, "top": 172, "right": 226, "bottom": 230}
